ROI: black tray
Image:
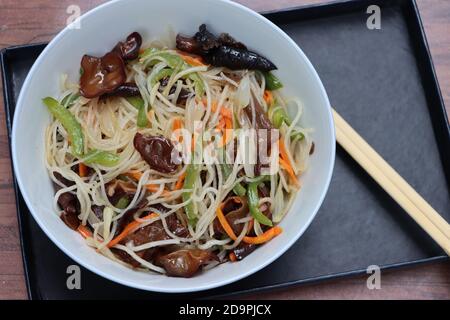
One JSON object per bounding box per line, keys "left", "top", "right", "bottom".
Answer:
{"left": 1, "top": 0, "right": 449, "bottom": 300}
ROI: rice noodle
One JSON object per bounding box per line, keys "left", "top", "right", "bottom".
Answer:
{"left": 45, "top": 39, "right": 311, "bottom": 274}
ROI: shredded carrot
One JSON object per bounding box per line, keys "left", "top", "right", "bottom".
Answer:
{"left": 263, "top": 90, "right": 273, "bottom": 105}
{"left": 177, "top": 50, "right": 206, "bottom": 66}
{"left": 173, "top": 118, "right": 183, "bottom": 131}
{"left": 79, "top": 163, "right": 88, "bottom": 177}
{"left": 229, "top": 252, "right": 237, "bottom": 262}
{"left": 279, "top": 157, "right": 299, "bottom": 187}
{"left": 218, "top": 117, "right": 233, "bottom": 147}
{"left": 107, "top": 213, "right": 159, "bottom": 248}
{"left": 220, "top": 107, "right": 232, "bottom": 120}
{"left": 203, "top": 99, "right": 232, "bottom": 120}
{"left": 216, "top": 206, "right": 238, "bottom": 240}
{"left": 125, "top": 170, "right": 142, "bottom": 181}
{"left": 278, "top": 139, "right": 299, "bottom": 187}
{"left": 146, "top": 184, "right": 171, "bottom": 196}
{"left": 77, "top": 224, "right": 92, "bottom": 239}
{"left": 174, "top": 172, "right": 186, "bottom": 190}
{"left": 191, "top": 135, "right": 196, "bottom": 152}
{"left": 125, "top": 171, "right": 171, "bottom": 196}
{"left": 216, "top": 205, "right": 283, "bottom": 244}
{"left": 243, "top": 226, "right": 283, "bottom": 245}
{"left": 278, "top": 139, "right": 290, "bottom": 162}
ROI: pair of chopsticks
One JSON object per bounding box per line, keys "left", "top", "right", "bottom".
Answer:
{"left": 332, "top": 108, "right": 450, "bottom": 255}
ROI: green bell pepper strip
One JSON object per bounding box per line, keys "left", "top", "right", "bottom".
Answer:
{"left": 43, "top": 97, "right": 84, "bottom": 157}
{"left": 61, "top": 92, "right": 80, "bottom": 108}
{"left": 83, "top": 149, "right": 120, "bottom": 167}
{"left": 150, "top": 68, "right": 173, "bottom": 88}
{"left": 115, "top": 196, "right": 130, "bottom": 209}
{"left": 189, "top": 73, "right": 205, "bottom": 97}
{"left": 221, "top": 164, "right": 246, "bottom": 196}
{"left": 139, "top": 47, "right": 160, "bottom": 59}
{"left": 263, "top": 71, "right": 283, "bottom": 91}
{"left": 126, "top": 96, "right": 148, "bottom": 128}
{"left": 182, "top": 163, "right": 201, "bottom": 226}
{"left": 247, "top": 181, "right": 273, "bottom": 227}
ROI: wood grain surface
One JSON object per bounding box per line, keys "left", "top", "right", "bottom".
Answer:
{"left": 0, "top": 0, "right": 449, "bottom": 300}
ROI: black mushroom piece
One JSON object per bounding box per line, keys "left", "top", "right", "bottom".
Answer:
{"left": 79, "top": 32, "right": 143, "bottom": 99}
{"left": 104, "top": 82, "right": 141, "bottom": 97}
{"left": 79, "top": 52, "right": 126, "bottom": 98}
{"left": 53, "top": 172, "right": 80, "bottom": 230}
{"left": 214, "top": 196, "right": 249, "bottom": 236}
{"left": 113, "top": 32, "right": 143, "bottom": 61}
{"left": 155, "top": 249, "right": 218, "bottom": 278}
{"left": 149, "top": 203, "right": 189, "bottom": 238}
{"left": 205, "top": 46, "right": 276, "bottom": 72}
{"left": 113, "top": 204, "right": 189, "bottom": 267}
{"left": 176, "top": 24, "right": 276, "bottom": 71}
{"left": 115, "top": 199, "right": 148, "bottom": 236}
{"left": 232, "top": 243, "right": 257, "bottom": 261}
{"left": 159, "top": 77, "right": 191, "bottom": 105}
{"left": 133, "top": 133, "right": 180, "bottom": 174}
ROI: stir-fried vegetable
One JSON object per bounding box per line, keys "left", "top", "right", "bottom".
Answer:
{"left": 141, "top": 49, "right": 205, "bottom": 97}
{"left": 216, "top": 205, "right": 282, "bottom": 244}
{"left": 242, "top": 226, "right": 283, "bottom": 244}
{"left": 43, "top": 97, "right": 84, "bottom": 156}
{"left": 221, "top": 164, "right": 246, "bottom": 196}
{"left": 263, "top": 71, "right": 283, "bottom": 90}
{"left": 45, "top": 28, "right": 311, "bottom": 276}
{"left": 126, "top": 96, "right": 148, "bottom": 127}
{"left": 115, "top": 196, "right": 130, "bottom": 209}
{"left": 124, "top": 170, "right": 171, "bottom": 196}
{"left": 61, "top": 92, "right": 80, "bottom": 108}
{"left": 271, "top": 106, "right": 290, "bottom": 129}
{"left": 263, "top": 90, "right": 273, "bottom": 105}
{"left": 182, "top": 163, "right": 201, "bottom": 225}
{"left": 77, "top": 225, "right": 92, "bottom": 239}
{"left": 270, "top": 105, "right": 305, "bottom": 141}
{"left": 150, "top": 68, "right": 173, "bottom": 87}
{"left": 279, "top": 139, "right": 300, "bottom": 187}
{"left": 174, "top": 172, "right": 186, "bottom": 190}
{"left": 78, "top": 163, "right": 88, "bottom": 177}
{"left": 247, "top": 181, "right": 273, "bottom": 227}
{"left": 83, "top": 149, "right": 120, "bottom": 167}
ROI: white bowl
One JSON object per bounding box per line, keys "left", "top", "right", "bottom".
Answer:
{"left": 12, "top": 0, "right": 335, "bottom": 293}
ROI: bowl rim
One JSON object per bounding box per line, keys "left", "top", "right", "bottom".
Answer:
{"left": 11, "top": 0, "right": 336, "bottom": 293}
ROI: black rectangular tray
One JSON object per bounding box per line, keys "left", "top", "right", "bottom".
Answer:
{"left": 1, "top": 0, "right": 449, "bottom": 299}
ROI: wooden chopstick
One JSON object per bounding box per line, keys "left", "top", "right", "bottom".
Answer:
{"left": 332, "top": 108, "right": 450, "bottom": 255}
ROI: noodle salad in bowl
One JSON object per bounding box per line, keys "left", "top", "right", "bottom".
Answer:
{"left": 43, "top": 25, "right": 313, "bottom": 278}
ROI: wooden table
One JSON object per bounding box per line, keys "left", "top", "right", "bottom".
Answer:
{"left": 0, "top": 0, "right": 449, "bottom": 300}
